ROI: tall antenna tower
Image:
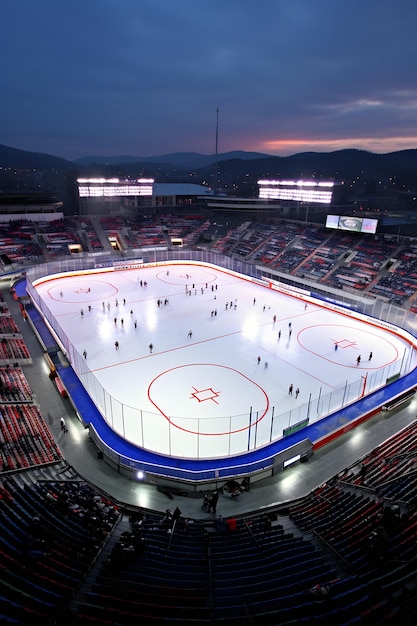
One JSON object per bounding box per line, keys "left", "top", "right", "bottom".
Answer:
{"left": 215, "top": 107, "right": 219, "bottom": 159}
{"left": 214, "top": 107, "right": 219, "bottom": 195}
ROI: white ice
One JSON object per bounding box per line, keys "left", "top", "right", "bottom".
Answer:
{"left": 34, "top": 263, "right": 416, "bottom": 459}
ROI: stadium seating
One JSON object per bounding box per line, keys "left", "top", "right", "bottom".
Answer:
{"left": 2, "top": 218, "right": 417, "bottom": 623}
{"left": 4, "top": 213, "right": 417, "bottom": 308}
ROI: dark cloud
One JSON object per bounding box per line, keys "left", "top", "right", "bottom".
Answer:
{"left": 2, "top": 0, "right": 417, "bottom": 159}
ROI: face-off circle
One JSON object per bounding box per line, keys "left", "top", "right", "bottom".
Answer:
{"left": 298, "top": 324, "right": 399, "bottom": 367}
{"left": 156, "top": 267, "right": 217, "bottom": 287}
{"left": 148, "top": 363, "right": 269, "bottom": 436}
{"left": 48, "top": 279, "right": 119, "bottom": 302}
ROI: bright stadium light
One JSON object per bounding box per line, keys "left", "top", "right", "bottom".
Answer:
{"left": 77, "top": 178, "right": 120, "bottom": 183}
{"left": 257, "top": 179, "right": 334, "bottom": 204}
{"left": 77, "top": 178, "right": 154, "bottom": 198}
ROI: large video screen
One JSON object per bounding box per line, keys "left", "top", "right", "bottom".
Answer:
{"left": 326, "top": 215, "right": 378, "bottom": 234}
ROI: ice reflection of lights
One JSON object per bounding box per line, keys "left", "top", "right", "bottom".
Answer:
{"left": 97, "top": 317, "right": 113, "bottom": 342}
{"left": 69, "top": 422, "right": 87, "bottom": 445}
{"left": 145, "top": 302, "right": 157, "bottom": 331}
{"left": 279, "top": 469, "right": 303, "bottom": 495}
{"left": 241, "top": 317, "right": 259, "bottom": 341}
{"left": 41, "top": 359, "right": 51, "bottom": 376}
{"left": 131, "top": 488, "right": 153, "bottom": 509}
{"left": 346, "top": 429, "right": 366, "bottom": 450}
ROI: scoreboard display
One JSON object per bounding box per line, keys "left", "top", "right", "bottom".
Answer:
{"left": 326, "top": 214, "right": 378, "bottom": 234}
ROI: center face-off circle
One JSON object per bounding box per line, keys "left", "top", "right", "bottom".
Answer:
{"left": 148, "top": 363, "right": 269, "bottom": 436}
{"left": 156, "top": 267, "right": 218, "bottom": 287}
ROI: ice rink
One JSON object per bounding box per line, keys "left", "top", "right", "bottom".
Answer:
{"left": 33, "top": 262, "right": 417, "bottom": 459}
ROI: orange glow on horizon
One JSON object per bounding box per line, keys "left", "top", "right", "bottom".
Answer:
{"left": 255, "top": 136, "right": 417, "bottom": 156}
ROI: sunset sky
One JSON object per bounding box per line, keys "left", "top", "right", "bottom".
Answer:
{"left": 2, "top": 0, "right": 417, "bottom": 160}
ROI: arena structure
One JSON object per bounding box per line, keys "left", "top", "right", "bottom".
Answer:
{"left": 24, "top": 248, "right": 417, "bottom": 491}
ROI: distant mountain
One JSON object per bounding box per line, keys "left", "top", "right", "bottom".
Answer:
{"left": 73, "top": 150, "right": 270, "bottom": 168}
{"left": 0, "top": 144, "right": 78, "bottom": 211}
{"left": 3, "top": 142, "right": 417, "bottom": 184}
{"left": 2, "top": 142, "right": 417, "bottom": 212}
{"left": 0, "top": 143, "right": 74, "bottom": 170}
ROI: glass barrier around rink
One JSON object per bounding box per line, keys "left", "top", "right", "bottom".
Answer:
{"left": 23, "top": 246, "right": 417, "bottom": 340}
{"left": 25, "top": 249, "right": 417, "bottom": 459}
{"left": 67, "top": 347, "right": 410, "bottom": 459}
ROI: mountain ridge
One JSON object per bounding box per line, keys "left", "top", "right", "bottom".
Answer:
{"left": 1, "top": 143, "right": 417, "bottom": 212}
{"left": 73, "top": 150, "right": 271, "bottom": 168}
{"left": 2, "top": 142, "right": 417, "bottom": 177}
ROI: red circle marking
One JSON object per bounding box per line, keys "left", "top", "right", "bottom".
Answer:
{"left": 47, "top": 279, "right": 118, "bottom": 303}
{"left": 148, "top": 363, "right": 269, "bottom": 436}
{"left": 156, "top": 269, "right": 217, "bottom": 286}
{"left": 298, "top": 323, "right": 399, "bottom": 367}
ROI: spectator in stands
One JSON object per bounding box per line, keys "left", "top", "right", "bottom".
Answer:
{"left": 209, "top": 490, "right": 219, "bottom": 513}
{"left": 309, "top": 583, "right": 330, "bottom": 602}
{"left": 45, "top": 491, "right": 56, "bottom": 505}
{"left": 161, "top": 509, "right": 173, "bottom": 530}
{"left": 224, "top": 480, "right": 241, "bottom": 497}
{"left": 216, "top": 514, "right": 227, "bottom": 532}
{"left": 367, "top": 526, "right": 388, "bottom": 560}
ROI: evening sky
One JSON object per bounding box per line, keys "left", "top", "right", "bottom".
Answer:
{"left": 2, "top": 0, "right": 417, "bottom": 160}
